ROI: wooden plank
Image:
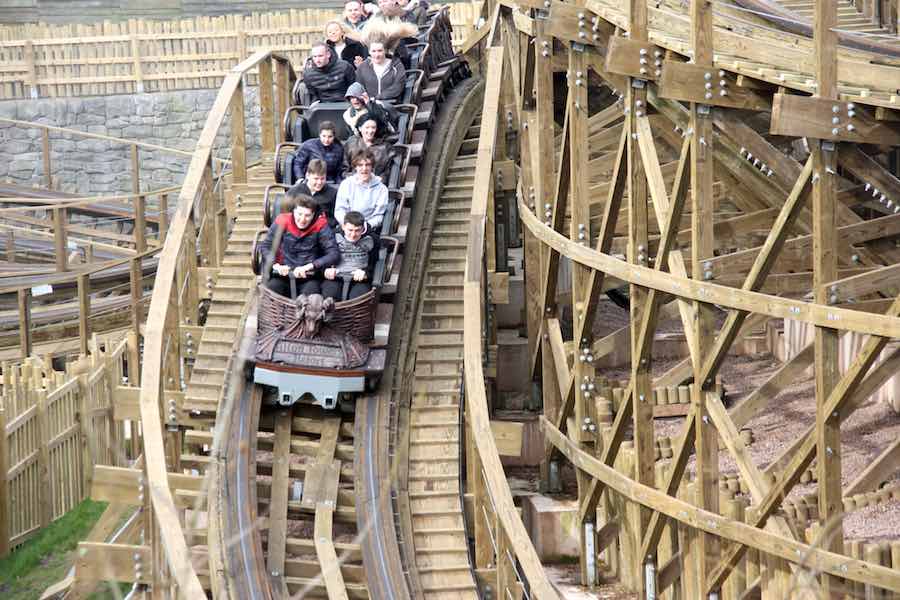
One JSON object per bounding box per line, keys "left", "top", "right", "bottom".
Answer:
{"left": 266, "top": 406, "right": 293, "bottom": 577}
{"left": 490, "top": 420, "right": 523, "bottom": 457}
{"left": 603, "top": 35, "right": 660, "bottom": 81}
{"left": 827, "top": 262, "right": 900, "bottom": 303}
{"left": 313, "top": 504, "right": 350, "bottom": 600}
{"left": 316, "top": 417, "right": 340, "bottom": 463}
{"left": 300, "top": 460, "right": 340, "bottom": 509}
{"left": 544, "top": 1, "right": 601, "bottom": 45}
{"left": 74, "top": 542, "right": 151, "bottom": 585}
{"left": 844, "top": 438, "right": 900, "bottom": 497}
{"left": 658, "top": 61, "right": 770, "bottom": 110}
{"left": 770, "top": 94, "right": 900, "bottom": 146}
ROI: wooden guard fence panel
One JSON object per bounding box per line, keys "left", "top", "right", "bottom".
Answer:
{"left": 0, "top": 3, "right": 481, "bottom": 100}
{"left": 0, "top": 335, "right": 131, "bottom": 556}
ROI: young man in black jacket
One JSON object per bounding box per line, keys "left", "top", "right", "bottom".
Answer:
{"left": 292, "top": 159, "right": 339, "bottom": 227}
{"left": 258, "top": 193, "right": 339, "bottom": 297}
{"left": 302, "top": 43, "right": 356, "bottom": 103}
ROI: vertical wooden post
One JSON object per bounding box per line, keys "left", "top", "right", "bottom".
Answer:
{"left": 77, "top": 273, "right": 90, "bottom": 356}
{"left": 77, "top": 372, "right": 94, "bottom": 502}
{"left": 24, "top": 40, "right": 37, "bottom": 98}
{"left": 0, "top": 397, "right": 9, "bottom": 558}
{"left": 130, "top": 35, "right": 144, "bottom": 93}
{"left": 53, "top": 207, "right": 68, "bottom": 272}
{"left": 568, "top": 42, "right": 598, "bottom": 588}
{"left": 36, "top": 388, "right": 51, "bottom": 528}
{"left": 182, "top": 219, "right": 200, "bottom": 327}
{"left": 18, "top": 289, "right": 32, "bottom": 360}
{"left": 126, "top": 330, "right": 140, "bottom": 459}
{"left": 130, "top": 257, "right": 142, "bottom": 346}
{"left": 275, "top": 59, "right": 291, "bottom": 143}
{"left": 531, "top": 20, "right": 557, "bottom": 490}
{"left": 690, "top": 0, "right": 719, "bottom": 592}
{"left": 41, "top": 128, "right": 52, "bottom": 189}
{"left": 158, "top": 193, "right": 169, "bottom": 244}
{"left": 237, "top": 27, "right": 247, "bottom": 62}
{"left": 6, "top": 229, "right": 14, "bottom": 263}
{"left": 623, "top": 0, "right": 656, "bottom": 592}
{"left": 134, "top": 194, "right": 147, "bottom": 252}
{"left": 230, "top": 82, "right": 248, "bottom": 185}
{"left": 258, "top": 58, "right": 275, "bottom": 154}
{"left": 813, "top": 1, "right": 843, "bottom": 596}
{"left": 130, "top": 144, "right": 140, "bottom": 195}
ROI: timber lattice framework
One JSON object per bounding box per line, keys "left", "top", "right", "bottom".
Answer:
{"left": 7, "top": 0, "right": 900, "bottom": 598}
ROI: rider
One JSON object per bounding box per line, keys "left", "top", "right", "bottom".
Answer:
{"left": 322, "top": 211, "right": 378, "bottom": 300}
{"left": 258, "top": 192, "right": 339, "bottom": 297}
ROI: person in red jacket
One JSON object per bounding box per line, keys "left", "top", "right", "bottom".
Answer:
{"left": 258, "top": 193, "right": 340, "bottom": 297}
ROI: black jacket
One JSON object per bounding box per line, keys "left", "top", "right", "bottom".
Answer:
{"left": 302, "top": 46, "right": 356, "bottom": 103}
{"left": 355, "top": 58, "right": 406, "bottom": 102}
{"left": 327, "top": 38, "right": 368, "bottom": 66}
{"left": 292, "top": 138, "right": 344, "bottom": 183}
{"left": 259, "top": 211, "right": 339, "bottom": 273}
{"left": 294, "top": 181, "right": 339, "bottom": 227}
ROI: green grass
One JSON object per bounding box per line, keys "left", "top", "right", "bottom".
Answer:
{"left": 0, "top": 499, "right": 108, "bottom": 600}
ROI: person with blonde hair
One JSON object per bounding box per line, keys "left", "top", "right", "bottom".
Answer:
{"left": 324, "top": 20, "right": 368, "bottom": 67}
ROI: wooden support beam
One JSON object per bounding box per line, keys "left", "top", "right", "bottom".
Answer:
{"left": 230, "top": 81, "right": 247, "bottom": 185}
{"left": 827, "top": 261, "right": 900, "bottom": 302}
{"left": 314, "top": 505, "right": 350, "bottom": 600}
{"left": 53, "top": 207, "right": 68, "bottom": 273}
{"left": 812, "top": 2, "right": 843, "bottom": 595}
{"left": 266, "top": 406, "right": 293, "bottom": 578}
{"left": 771, "top": 95, "right": 900, "bottom": 146}
{"left": 77, "top": 273, "right": 90, "bottom": 356}
{"left": 844, "top": 438, "right": 900, "bottom": 497}
{"left": 628, "top": 98, "right": 656, "bottom": 587}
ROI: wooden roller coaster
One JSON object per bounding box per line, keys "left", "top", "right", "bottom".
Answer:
{"left": 6, "top": 0, "right": 900, "bottom": 598}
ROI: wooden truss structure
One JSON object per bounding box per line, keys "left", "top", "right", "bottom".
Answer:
{"left": 468, "top": 0, "right": 900, "bottom": 597}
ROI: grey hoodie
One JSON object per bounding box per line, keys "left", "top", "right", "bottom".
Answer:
{"left": 335, "top": 174, "right": 389, "bottom": 231}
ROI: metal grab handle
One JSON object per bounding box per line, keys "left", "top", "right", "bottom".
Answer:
{"left": 289, "top": 271, "right": 298, "bottom": 301}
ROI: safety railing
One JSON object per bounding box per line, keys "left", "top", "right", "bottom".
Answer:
{"left": 137, "top": 48, "right": 294, "bottom": 597}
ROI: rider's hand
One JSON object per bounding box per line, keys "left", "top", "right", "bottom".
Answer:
{"left": 273, "top": 263, "right": 290, "bottom": 276}
{"left": 324, "top": 267, "right": 337, "bottom": 280}
{"left": 294, "top": 263, "right": 315, "bottom": 278}
{"left": 352, "top": 269, "right": 367, "bottom": 282}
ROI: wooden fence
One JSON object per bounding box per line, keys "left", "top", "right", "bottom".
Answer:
{"left": 0, "top": 334, "right": 133, "bottom": 556}
{"left": 0, "top": 3, "right": 481, "bottom": 100}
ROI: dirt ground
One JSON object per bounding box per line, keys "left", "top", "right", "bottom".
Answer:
{"left": 591, "top": 298, "right": 900, "bottom": 542}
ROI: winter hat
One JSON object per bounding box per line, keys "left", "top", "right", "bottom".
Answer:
{"left": 345, "top": 82, "right": 366, "bottom": 100}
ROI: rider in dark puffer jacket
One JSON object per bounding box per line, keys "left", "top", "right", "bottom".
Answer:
{"left": 303, "top": 43, "right": 356, "bottom": 103}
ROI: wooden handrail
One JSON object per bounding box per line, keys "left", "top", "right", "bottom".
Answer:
{"left": 462, "top": 45, "right": 559, "bottom": 600}
{"left": 0, "top": 117, "right": 229, "bottom": 163}
{"left": 138, "top": 49, "right": 295, "bottom": 597}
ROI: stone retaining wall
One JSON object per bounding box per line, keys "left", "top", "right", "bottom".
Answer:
{"left": 0, "top": 87, "right": 262, "bottom": 196}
